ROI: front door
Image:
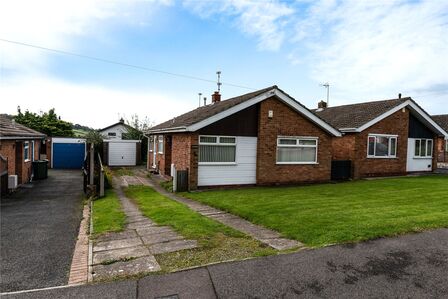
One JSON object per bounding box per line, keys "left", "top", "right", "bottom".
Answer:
{"left": 406, "top": 138, "right": 433, "bottom": 172}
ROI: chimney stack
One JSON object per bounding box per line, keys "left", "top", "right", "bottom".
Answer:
{"left": 119, "top": 117, "right": 124, "bottom": 123}
{"left": 203, "top": 97, "right": 207, "bottom": 106}
{"left": 318, "top": 100, "right": 327, "bottom": 109}
{"left": 212, "top": 91, "right": 221, "bottom": 104}
{"left": 398, "top": 93, "right": 402, "bottom": 99}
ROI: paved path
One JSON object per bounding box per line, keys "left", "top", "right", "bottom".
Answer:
{"left": 0, "top": 170, "right": 84, "bottom": 292}
{"left": 132, "top": 170, "right": 302, "bottom": 251}
{"left": 3, "top": 228, "right": 447, "bottom": 298}
{"left": 91, "top": 177, "right": 197, "bottom": 280}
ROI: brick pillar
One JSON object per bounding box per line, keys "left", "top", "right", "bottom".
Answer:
{"left": 189, "top": 134, "right": 199, "bottom": 190}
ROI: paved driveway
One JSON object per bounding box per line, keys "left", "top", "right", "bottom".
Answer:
{"left": 1, "top": 170, "right": 84, "bottom": 292}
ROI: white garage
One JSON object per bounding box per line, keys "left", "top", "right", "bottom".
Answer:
{"left": 104, "top": 140, "right": 141, "bottom": 166}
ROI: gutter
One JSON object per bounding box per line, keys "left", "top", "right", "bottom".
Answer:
{"left": 146, "top": 126, "right": 188, "bottom": 134}
{"left": 0, "top": 136, "right": 46, "bottom": 140}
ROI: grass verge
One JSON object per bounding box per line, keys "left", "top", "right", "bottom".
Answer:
{"left": 92, "top": 189, "right": 126, "bottom": 237}
{"left": 183, "top": 175, "right": 448, "bottom": 247}
{"left": 125, "top": 185, "right": 275, "bottom": 272}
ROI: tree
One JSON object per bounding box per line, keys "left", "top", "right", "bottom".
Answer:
{"left": 122, "top": 114, "right": 153, "bottom": 162}
{"left": 15, "top": 107, "right": 74, "bottom": 137}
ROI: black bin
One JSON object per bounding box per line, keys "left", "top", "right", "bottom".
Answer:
{"left": 32, "top": 160, "right": 48, "bottom": 180}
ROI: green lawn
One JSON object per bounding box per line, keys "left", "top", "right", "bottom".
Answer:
{"left": 92, "top": 189, "right": 127, "bottom": 236}
{"left": 183, "top": 176, "right": 448, "bottom": 247}
{"left": 125, "top": 185, "right": 275, "bottom": 271}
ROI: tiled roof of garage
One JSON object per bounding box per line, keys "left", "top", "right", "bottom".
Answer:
{"left": 0, "top": 114, "right": 46, "bottom": 139}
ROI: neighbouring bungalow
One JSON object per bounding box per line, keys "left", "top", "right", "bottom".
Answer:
{"left": 0, "top": 114, "right": 45, "bottom": 185}
{"left": 146, "top": 86, "right": 342, "bottom": 190}
{"left": 99, "top": 118, "right": 134, "bottom": 140}
{"left": 432, "top": 114, "right": 448, "bottom": 164}
{"left": 314, "top": 96, "right": 448, "bottom": 178}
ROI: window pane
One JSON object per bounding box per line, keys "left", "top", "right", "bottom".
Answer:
{"left": 200, "top": 136, "right": 217, "bottom": 143}
{"left": 199, "top": 145, "right": 236, "bottom": 162}
{"left": 427, "top": 140, "right": 432, "bottom": 157}
{"left": 415, "top": 140, "right": 420, "bottom": 156}
{"left": 368, "top": 137, "right": 375, "bottom": 156}
{"left": 279, "top": 139, "right": 296, "bottom": 145}
{"left": 375, "top": 137, "right": 389, "bottom": 156}
{"left": 420, "top": 140, "right": 426, "bottom": 156}
{"left": 299, "top": 139, "right": 317, "bottom": 146}
{"left": 390, "top": 138, "right": 397, "bottom": 156}
{"left": 277, "top": 147, "right": 316, "bottom": 162}
{"left": 219, "top": 137, "right": 236, "bottom": 144}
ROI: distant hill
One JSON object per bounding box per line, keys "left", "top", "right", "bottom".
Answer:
{"left": 72, "top": 123, "right": 94, "bottom": 137}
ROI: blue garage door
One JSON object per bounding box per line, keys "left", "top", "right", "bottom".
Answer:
{"left": 53, "top": 143, "right": 85, "bottom": 169}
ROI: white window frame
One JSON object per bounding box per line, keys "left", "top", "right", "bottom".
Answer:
{"left": 414, "top": 138, "right": 433, "bottom": 158}
{"left": 31, "top": 140, "right": 35, "bottom": 161}
{"left": 276, "top": 136, "right": 318, "bottom": 165}
{"left": 24, "top": 141, "right": 30, "bottom": 162}
{"left": 148, "top": 136, "right": 154, "bottom": 152}
{"left": 158, "top": 135, "right": 164, "bottom": 154}
{"left": 199, "top": 135, "right": 237, "bottom": 165}
{"left": 367, "top": 134, "right": 398, "bottom": 159}
{"left": 445, "top": 140, "right": 448, "bottom": 153}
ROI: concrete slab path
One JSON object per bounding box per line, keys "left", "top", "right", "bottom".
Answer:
{"left": 91, "top": 177, "right": 198, "bottom": 280}
{"left": 131, "top": 170, "right": 303, "bottom": 251}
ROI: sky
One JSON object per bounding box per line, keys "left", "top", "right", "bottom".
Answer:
{"left": 1, "top": 0, "right": 447, "bottom": 129}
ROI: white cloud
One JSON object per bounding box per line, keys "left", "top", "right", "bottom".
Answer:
{"left": 0, "top": 76, "right": 192, "bottom": 128}
{"left": 293, "top": 0, "right": 448, "bottom": 103}
{"left": 183, "top": 0, "right": 294, "bottom": 51}
{"left": 0, "top": 0, "right": 173, "bottom": 74}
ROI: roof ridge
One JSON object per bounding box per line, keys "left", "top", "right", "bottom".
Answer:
{"left": 316, "top": 97, "right": 410, "bottom": 110}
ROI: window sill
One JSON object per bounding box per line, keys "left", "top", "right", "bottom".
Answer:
{"left": 276, "top": 162, "right": 319, "bottom": 165}
{"left": 24, "top": 159, "right": 30, "bottom": 162}
{"left": 158, "top": 152, "right": 164, "bottom": 155}
{"left": 413, "top": 156, "right": 432, "bottom": 159}
{"left": 366, "top": 156, "right": 397, "bottom": 159}
{"left": 199, "top": 162, "right": 237, "bottom": 166}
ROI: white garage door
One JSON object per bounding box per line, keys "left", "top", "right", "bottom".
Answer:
{"left": 198, "top": 136, "right": 257, "bottom": 186}
{"left": 108, "top": 142, "right": 137, "bottom": 166}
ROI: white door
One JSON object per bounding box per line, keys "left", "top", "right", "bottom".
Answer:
{"left": 198, "top": 136, "right": 257, "bottom": 186}
{"left": 406, "top": 138, "right": 433, "bottom": 172}
{"left": 109, "top": 142, "right": 136, "bottom": 166}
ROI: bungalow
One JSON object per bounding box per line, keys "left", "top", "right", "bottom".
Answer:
{"left": 99, "top": 118, "right": 134, "bottom": 139}
{"left": 314, "top": 97, "right": 448, "bottom": 178}
{"left": 147, "top": 86, "right": 341, "bottom": 190}
{"left": 432, "top": 114, "right": 448, "bottom": 163}
{"left": 0, "top": 115, "right": 45, "bottom": 185}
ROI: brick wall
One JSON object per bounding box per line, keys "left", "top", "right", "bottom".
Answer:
{"left": 0, "top": 139, "right": 41, "bottom": 184}
{"left": 436, "top": 137, "right": 447, "bottom": 162}
{"left": 0, "top": 140, "right": 16, "bottom": 178}
{"left": 256, "top": 97, "right": 333, "bottom": 185}
{"left": 170, "top": 133, "right": 198, "bottom": 190}
{"left": 354, "top": 109, "right": 409, "bottom": 178}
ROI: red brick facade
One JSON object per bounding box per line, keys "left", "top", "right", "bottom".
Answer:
{"left": 331, "top": 108, "right": 438, "bottom": 178}
{"left": 148, "top": 133, "right": 199, "bottom": 190}
{"left": 436, "top": 137, "right": 448, "bottom": 162}
{"left": 0, "top": 139, "right": 41, "bottom": 184}
{"left": 256, "top": 97, "right": 333, "bottom": 185}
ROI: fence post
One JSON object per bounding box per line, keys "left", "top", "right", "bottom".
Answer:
{"left": 99, "top": 169, "right": 104, "bottom": 197}
{"left": 172, "top": 166, "right": 177, "bottom": 193}
{"left": 89, "top": 144, "right": 94, "bottom": 185}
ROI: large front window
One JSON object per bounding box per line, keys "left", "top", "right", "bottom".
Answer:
{"left": 276, "top": 137, "right": 318, "bottom": 164}
{"left": 414, "top": 139, "right": 433, "bottom": 158}
{"left": 367, "top": 134, "right": 397, "bottom": 158}
{"left": 199, "top": 135, "right": 236, "bottom": 164}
